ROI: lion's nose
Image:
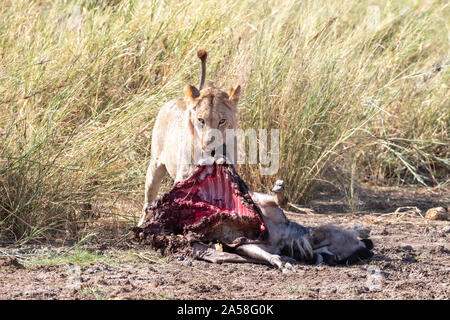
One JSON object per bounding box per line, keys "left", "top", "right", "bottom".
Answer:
{"left": 202, "top": 136, "right": 215, "bottom": 150}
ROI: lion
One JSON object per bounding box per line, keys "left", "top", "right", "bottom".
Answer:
{"left": 138, "top": 50, "right": 241, "bottom": 227}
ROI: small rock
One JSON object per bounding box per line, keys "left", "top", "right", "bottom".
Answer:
{"left": 353, "top": 225, "right": 371, "bottom": 239}
{"left": 425, "top": 207, "right": 448, "bottom": 221}
{"left": 442, "top": 226, "right": 450, "bottom": 234}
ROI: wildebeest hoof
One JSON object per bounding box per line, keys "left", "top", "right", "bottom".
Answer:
{"left": 313, "top": 253, "right": 323, "bottom": 265}
{"left": 272, "top": 180, "right": 285, "bottom": 193}
{"left": 337, "top": 247, "right": 374, "bottom": 265}
{"left": 284, "top": 262, "right": 296, "bottom": 272}
{"left": 269, "top": 254, "right": 295, "bottom": 272}
{"left": 281, "top": 262, "right": 296, "bottom": 273}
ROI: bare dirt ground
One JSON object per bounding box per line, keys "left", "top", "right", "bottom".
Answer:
{"left": 0, "top": 184, "right": 449, "bottom": 300}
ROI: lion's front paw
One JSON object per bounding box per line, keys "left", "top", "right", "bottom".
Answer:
{"left": 138, "top": 204, "right": 152, "bottom": 227}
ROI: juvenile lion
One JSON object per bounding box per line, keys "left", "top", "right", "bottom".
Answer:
{"left": 139, "top": 50, "right": 241, "bottom": 226}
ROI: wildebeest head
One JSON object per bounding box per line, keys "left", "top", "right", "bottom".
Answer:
{"left": 306, "top": 224, "right": 374, "bottom": 265}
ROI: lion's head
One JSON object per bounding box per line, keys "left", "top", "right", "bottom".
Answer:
{"left": 184, "top": 83, "right": 240, "bottom": 154}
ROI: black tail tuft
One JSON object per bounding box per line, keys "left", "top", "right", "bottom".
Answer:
{"left": 361, "top": 238, "right": 374, "bottom": 250}
{"left": 337, "top": 248, "right": 374, "bottom": 265}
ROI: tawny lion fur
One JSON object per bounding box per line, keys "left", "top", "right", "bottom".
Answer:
{"left": 139, "top": 50, "right": 240, "bottom": 226}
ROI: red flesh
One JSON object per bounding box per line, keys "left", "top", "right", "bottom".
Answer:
{"left": 168, "top": 165, "right": 260, "bottom": 227}
{"left": 135, "top": 164, "right": 265, "bottom": 250}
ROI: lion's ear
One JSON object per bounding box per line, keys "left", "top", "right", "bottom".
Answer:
{"left": 229, "top": 85, "right": 241, "bottom": 103}
{"left": 184, "top": 84, "right": 200, "bottom": 103}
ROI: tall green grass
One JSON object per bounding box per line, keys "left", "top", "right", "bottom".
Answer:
{"left": 1, "top": 0, "right": 448, "bottom": 241}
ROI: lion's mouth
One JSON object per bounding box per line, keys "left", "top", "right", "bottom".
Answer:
{"left": 137, "top": 163, "right": 265, "bottom": 246}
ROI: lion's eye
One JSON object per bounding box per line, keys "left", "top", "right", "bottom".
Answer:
{"left": 219, "top": 119, "right": 226, "bottom": 126}
{"left": 198, "top": 118, "right": 205, "bottom": 127}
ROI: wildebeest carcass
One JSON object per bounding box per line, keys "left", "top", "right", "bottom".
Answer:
{"left": 133, "top": 161, "right": 374, "bottom": 272}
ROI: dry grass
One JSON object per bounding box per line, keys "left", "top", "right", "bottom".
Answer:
{"left": 0, "top": 0, "right": 448, "bottom": 241}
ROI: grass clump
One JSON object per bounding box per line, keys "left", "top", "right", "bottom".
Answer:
{"left": 27, "top": 249, "right": 108, "bottom": 267}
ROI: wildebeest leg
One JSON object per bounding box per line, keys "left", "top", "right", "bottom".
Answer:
{"left": 235, "top": 244, "right": 296, "bottom": 272}
{"left": 313, "top": 247, "right": 336, "bottom": 266}
{"left": 271, "top": 180, "right": 288, "bottom": 207}
{"left": 192, "top": 243, "right": 262, "bottom": 264}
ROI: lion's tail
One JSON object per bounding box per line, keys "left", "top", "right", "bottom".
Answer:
{"left": 197, "top": 49, "right": 207, "bottom": 90}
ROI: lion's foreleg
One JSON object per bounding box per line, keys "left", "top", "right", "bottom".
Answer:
{"left": 139, "top": 160, "right": 167, "bottom": 226}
